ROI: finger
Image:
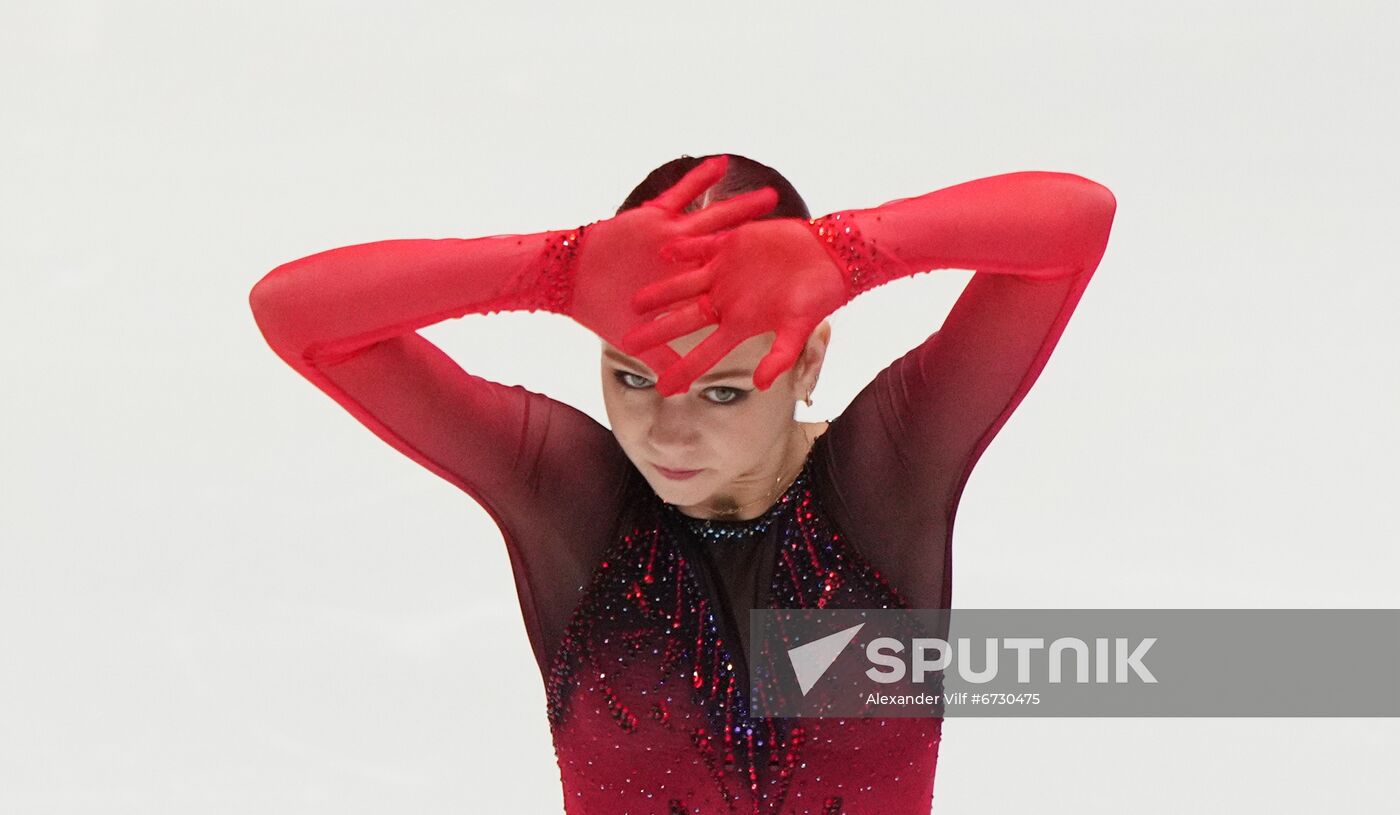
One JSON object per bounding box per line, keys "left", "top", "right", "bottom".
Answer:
{"left": 634, "top": 294, "right": 702, "bottom": 323}
{"left": 682, "top": 186, "right": 778, "bottom": 235}
{"left": 752, "top": 327, "right": 809, "bottom": 391}
{"left": 660, "top": 233, "right": 723, "bottom": 265}
{"left": 620, "top": 297, "right": 718, "bottom": 355}
{"left": 656, "top": 327, "right": 745, "bottom": 397}
{"left": 647, "top": 155, "right": 730, "bottom": 213}
{"left": 632, "top": 265, "right": 715, "bottom": 313}
{"left": 636, "top": 344, "right": 680, "bottom": 376}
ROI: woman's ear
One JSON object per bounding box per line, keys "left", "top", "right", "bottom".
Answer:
{"left": 796, "top": 320, "right": 832, "bottom": 390}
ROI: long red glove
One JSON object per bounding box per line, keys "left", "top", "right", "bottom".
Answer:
{"left": 250, "top": 155, "right": 778, "bottom": 378}
{"left": 620, "top": 170, "right": 1118, "bottom": 396}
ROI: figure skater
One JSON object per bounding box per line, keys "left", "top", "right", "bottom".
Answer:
{"left": 249, "top": 154, "right": 1117, "bottom": 814}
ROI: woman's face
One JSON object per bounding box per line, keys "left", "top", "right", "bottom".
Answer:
{"left": 601, "top": 325, "right": 825, "bottom": 508}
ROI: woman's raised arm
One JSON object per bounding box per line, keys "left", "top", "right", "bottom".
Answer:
{"left": 826, "top": 172, "right": 1117, "bottom": 498}
{"left": 248, "top": 231, "right": 639, "bottom": 670}
{"left": 817, "top": 172, "right": 1118, "bottom": 607}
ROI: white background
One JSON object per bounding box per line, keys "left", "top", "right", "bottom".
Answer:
{"left": 3, "top": 1, "right": 1397, "bottom": 812}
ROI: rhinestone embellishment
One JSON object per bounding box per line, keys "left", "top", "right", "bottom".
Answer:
{"left": 805, "top": 211, "right": 902, "bottom": 297}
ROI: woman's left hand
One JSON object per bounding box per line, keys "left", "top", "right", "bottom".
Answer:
{"left": 619, "top": 218, "right": 849, "bottom": 396}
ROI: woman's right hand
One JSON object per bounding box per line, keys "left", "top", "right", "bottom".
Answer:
{"left": 570, "top": 156, "right": 779, "bottom": 375}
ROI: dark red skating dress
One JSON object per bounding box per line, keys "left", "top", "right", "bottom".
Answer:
{"left": 249, "top": 171, "right": 1117, "bottom": 813}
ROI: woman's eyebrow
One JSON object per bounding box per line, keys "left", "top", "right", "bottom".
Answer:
{"left": 604, "top": 348, "right": 641, "bottom": 366}
{"left": 696, "top": 368, "right": 754, "bottom": 384}
{"left": 603, "top": 349, "right": 654, "bottom": 374}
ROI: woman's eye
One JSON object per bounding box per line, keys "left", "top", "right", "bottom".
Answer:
{"left": 615, "top": 371, "right": 654, "bottom": 389}
{"left": 613, "top": 370, "right": 748, "bottom": 405}
{"left": 704, "top": 387, "right": 747, "bottom": 405}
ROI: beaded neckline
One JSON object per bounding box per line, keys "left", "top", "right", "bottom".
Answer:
{"left": 660, "top": 465, "right": 811, "bottom": 542}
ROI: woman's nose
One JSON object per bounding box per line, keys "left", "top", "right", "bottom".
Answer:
{"left": 646, "top": 398, "right": 700, "bottom": 448}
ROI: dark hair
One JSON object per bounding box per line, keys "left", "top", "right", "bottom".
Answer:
{"left": 616, "top": 153, "right": 810, "bottom": 220}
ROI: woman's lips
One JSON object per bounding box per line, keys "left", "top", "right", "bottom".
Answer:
{"left": 654, "top": 464, "right": 703, "bottom": 480}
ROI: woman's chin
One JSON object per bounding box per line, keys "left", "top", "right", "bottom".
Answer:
{"left": 649, "top": 476, "right": 708, "bottom": 504}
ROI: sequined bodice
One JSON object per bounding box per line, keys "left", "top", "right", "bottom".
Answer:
{"left": 544, "top": 446, "right": 943, "bottom": 814}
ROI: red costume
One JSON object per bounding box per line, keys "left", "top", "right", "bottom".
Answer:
{"left": 250, "top": 161, "right": 1117, "bottom": 813}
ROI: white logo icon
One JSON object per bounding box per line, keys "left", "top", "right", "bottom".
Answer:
{"left": 786, "top": 623, "right": 865, "bottom": 695}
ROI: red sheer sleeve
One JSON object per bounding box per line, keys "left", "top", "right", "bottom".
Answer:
{"left": 813, "top": 172, "right": 1118, "bottom": 608}
{"left": 248, "top": 234, "right": 631, "bottom": 673}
